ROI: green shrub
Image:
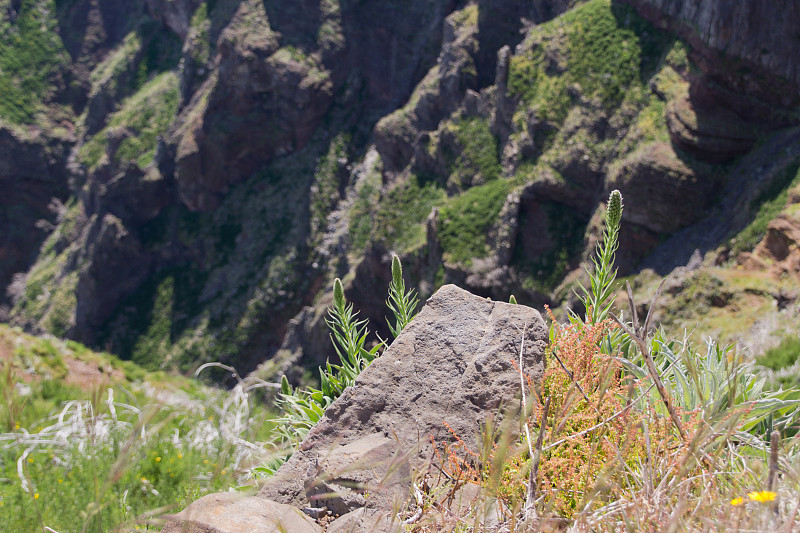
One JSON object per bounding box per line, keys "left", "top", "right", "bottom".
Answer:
{"left": 508, "top": 0, "right": 672, "bottom": 125}
{"left": 446, "top": 116, "right": 501, "bottom": 189}
{"left": 80, "top": 72, "right": 180, "bottom": 171}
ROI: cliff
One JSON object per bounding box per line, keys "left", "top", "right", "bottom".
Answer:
{"left": 2, "top": 0, "right": 799, "bottom": 379}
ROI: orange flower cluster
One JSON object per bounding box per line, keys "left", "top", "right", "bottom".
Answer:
{"left": 534, "top": 308, "right": 645, "bottom": 516}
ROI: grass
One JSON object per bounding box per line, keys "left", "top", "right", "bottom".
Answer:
{"left": 80, "top": 72, "right": 180, "bottom": 171}
{"left": 758, "top": 335, "right": 800, "bottom": 371}
{"left": 0, "top": 325, "right": 276, "bottom": 532}
{"left": 0, "top": 0, "right": 70, "bottom": 125}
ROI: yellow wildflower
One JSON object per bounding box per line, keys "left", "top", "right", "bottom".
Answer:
{"left": 748, "top": 491, "right": 777, "bottom": 503}
{"left": 33, "top": 494, "right": 39, "bottom": 500}
{"left": 730, "top": 497, "right": 744, "bottom": 506}
{"left": 155, "top": 456, "right": 161, "bottom": 462}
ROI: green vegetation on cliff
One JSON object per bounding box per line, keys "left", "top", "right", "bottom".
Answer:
{"left": 445, "top": 116, "right": 501, "bottom": 189}
{"left": 80, "top": 72, "right": 180, "bottom": 170}
{"left": 373, "top": 175, "right": 446, "bottom": 253}
{"left": 509, "top": 0, "right": 671, "bottom": 126}
{"left": 439, "top": 179, "right": 510, "bottom": 266}
{"left": 0, "top": 0, "right": 69, "bottom": 125}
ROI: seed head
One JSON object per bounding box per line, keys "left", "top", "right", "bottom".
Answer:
{"left": 391, "top": 254, "right": 403, "bottom": 289}
{"left": 606, "top": 190, "right": 623, "bottom": 230}
{"left": 333, "top": 278, "right": 345, "bottom": 312}
{"left": 280, "top": 374, "right": 292, "bottom": 396}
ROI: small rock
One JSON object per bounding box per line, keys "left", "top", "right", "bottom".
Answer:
{"left": 161, "top": 493, "right": 322, "bottom": 533}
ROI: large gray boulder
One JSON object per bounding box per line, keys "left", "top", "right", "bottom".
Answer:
{"left": 259, "top": 284, "right": 546, "bottom": 519}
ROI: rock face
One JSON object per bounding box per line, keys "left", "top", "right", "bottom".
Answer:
{"left": 6, "top": 0, "right": 800, "bottom": 383}
{"left": 0, "top": 127, "right": 72, "bottom": 307}
{"left": 258, "top": 284, "right": 546, "bottom": 519}
{"left": 623, "top": 0, "right": 800, "bottom": 108}
{"left": 607, "top": 143, "right": 713, "bottom": 234}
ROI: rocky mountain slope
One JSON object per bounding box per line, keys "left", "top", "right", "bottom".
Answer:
{"left": 2, "top": 0, "right": 799, "bottom": 380}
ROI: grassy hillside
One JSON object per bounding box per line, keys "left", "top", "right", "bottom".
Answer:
{"left": 0, "top": 325, "right": 275, "bottom": 532}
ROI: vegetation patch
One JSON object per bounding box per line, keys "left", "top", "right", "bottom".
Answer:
{"left": 438, "top": 179, "right": 511, "bottom": 266}
{"left": 80, "top": 72, "right": 180, "bottom": 171}
{"left": 730, "top": 161, "right": 800, "bottom": 256}
{"left": 348, "top": 157, "right": 382, "bottom": 252}
{"left": 310, "top": 133, "right": 349, "bottom": 238}
{"left": 188, "top": 3, "right": 211, "bottom": 64}
{"left": 444, "top": 116, "right": 501, "bottom": 190}
{"left": 0, "top": 325, "right": 275, "bottom": 532}
{"left": 104, "top": 267, "right": 207, "bottom": 371}
{"left": 0, "top": 0, "right": 70, "bottom": 125}
{"left": 758, "top": 335, "right": 800, "bottom": 371}
{"left": 508, "top": 0, "right": 672, "bottom": 125}
{"left": 373, "top": 175, "right": 446, "bottom": 253}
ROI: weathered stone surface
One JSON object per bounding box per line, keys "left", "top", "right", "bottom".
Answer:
{"left": 665, "top": 90, "right": 760, "bottom": 163}
{"left": 74, "top": 214, "right": 152, "bottom": 341}
{"left": 161, "top": 493, "right": 322, "bottom": 533}
{"left": 259, "top": 284, "right": 546, "bottom": 517}
{"left": 622, "top": 0, "right": 800, "bottom": 109}
{"left": 0, "top": 127, "right": 72, "bottom": 306}
{"left": 607, "top": 143, "right": 713, "bottom": 234}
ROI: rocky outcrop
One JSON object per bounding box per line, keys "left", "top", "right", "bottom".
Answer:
{"left": 145, "top": 0, "right": 203, "bottom": 41}
{"left": 623, "top": 0, "right": 800, "bottom": 110}
{"left": 740, "top": 201, "right": 800, "bottom": 281}
{"left": 164, "top": 285, "right": 545, "bottom": 532}
{"left": 258, "top": 284, "right": 546, "bottom": 520}
{"left": 607, "top": 143, "right": 714, "bottom": 234}
{"left": 665, "top": 87, "right": 762, "bottom": 163}
{"left": 73, "top": 214, "right": 152, "bottom": 341}
{"left": 0, "top": 127, "right": 72, "bottom": 306}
